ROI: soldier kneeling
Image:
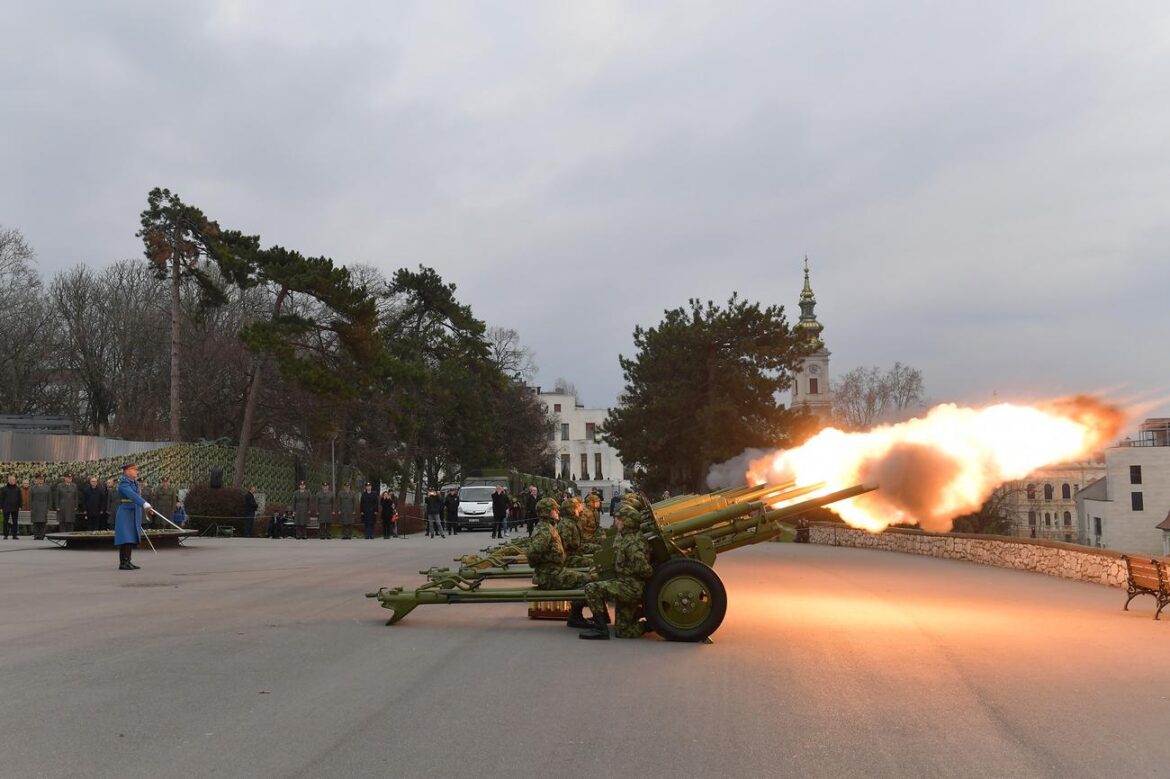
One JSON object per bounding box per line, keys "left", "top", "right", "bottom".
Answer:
{"left": 580, "top": 503, "right": 653, "bottom": 640}
{"left": 528, "top": 497, "right": 597, "bottom": 629}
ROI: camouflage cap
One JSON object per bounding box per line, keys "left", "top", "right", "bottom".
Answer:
{"left": 617, "top": 503, "right": 643, "bottom": 529}
{"left": 585, "top": 493, "right": 601, "bottom": 506}
{"left": 560, "top": 496, "right": 582, "bottom": 514}
{"left": 536, "top": 497, "right": 560, "bottom": 519}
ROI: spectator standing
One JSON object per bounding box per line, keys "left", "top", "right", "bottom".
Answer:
{"left": 380, "top": 491, "right": 398, "bottom": 538}
{"left": 1, "top": 474, "right": 21, "bottom": 540}
{"left": 29, "top": 473, "right": 50, "bottom": 539}
{"left": 316, "top": 482, "right": 334, "bottom": 539}
{"left": 609, "top": 493, "right": 621, "bottom": 517}
{"left": 337, "top": 482, "right": 356, "bottom": 539}
{"left": 82, "top": 476, "right": 106, "bottom": 532}
{"left": 360, "top": 484, "right": 378, "bottom": 539}
{"left": 490, "top": 485, "right": 509, "bottom": 539}
{"left": 424, "top": 489, "right": 445, "bottom": 538}
{"left": 524, "top": 485, "right": 538, "bottom": 537}
{"left": 244, "top": 485, "right": 259, "bottom": 538}
{"left": 55, "top": 473, "right": 79, "bottom": 533}
{"left": 101, "top": 478, "right": 117, "bottom": 530}
{"left": 444, "top": 488, "right": 460, "bottom": 535}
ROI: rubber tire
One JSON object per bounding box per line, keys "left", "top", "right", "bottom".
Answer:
{"left": 643, "top": 557, "right": 727, "bottom": 642}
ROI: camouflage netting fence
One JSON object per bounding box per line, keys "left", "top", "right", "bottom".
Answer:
{"left": 0, "top": 442, "right": 361, "bottom": 508}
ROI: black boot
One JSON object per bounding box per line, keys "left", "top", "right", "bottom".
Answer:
{"left": 579, "top": 613, "right": 610, "bottom": 640}
{"left": 119, "top": 545, "right": 133, "bottom": 571}
{"left": 566, "top": 602, "right": 591, "bottom": 629}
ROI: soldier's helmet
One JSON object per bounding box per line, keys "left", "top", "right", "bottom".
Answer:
{"left": 617, "top": 503, "right": 643, "bottom": 530}
{"left": 560, "top": 496, "right": 582, "bottom": 516}
{"left": 536, "top": 497, "right": 560, "bottom": 520}
{"left": 624, "top": 494, "right": 648, "bottom": 512}
{"left": 585, "top": 493, "right": 601, "bottom": 507}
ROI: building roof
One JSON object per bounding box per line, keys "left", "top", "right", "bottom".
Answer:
{"left": 1156, "top": 510, "right": 1170, "bottom": 532}
{"left": 794, "top": 256, "right": 825, "bottom": 349}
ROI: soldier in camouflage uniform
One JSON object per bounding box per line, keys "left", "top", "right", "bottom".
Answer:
{"left": 527, "top": 497, "right": 596, "bottom": 629}
{"left": 580, "top": 493, "right": 603, "bottom": 544}
{"left": 557, "top": 496, "right": 595, "bottom": 568}
{"left": 580, "top": 503, "right": 654, "bottom": 640}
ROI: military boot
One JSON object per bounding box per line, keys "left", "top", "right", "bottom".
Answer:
{"left": 566, "top": 602, "right": 590, "bottom": 629}
{"left": 578, "top": 614, "right": 610, "bottom": 640}
{"left": 119, "top": 546, "right": 133, "bottom": 571}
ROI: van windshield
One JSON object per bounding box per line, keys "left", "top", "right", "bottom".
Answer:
{"left": 459, "top": 486, "right": 495, "bottom": 502}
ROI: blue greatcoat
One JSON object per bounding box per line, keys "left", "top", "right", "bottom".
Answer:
{"left": 113, "top": 475, "right": 146, "bottom": 546}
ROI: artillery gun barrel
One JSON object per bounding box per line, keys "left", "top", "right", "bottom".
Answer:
{"left": 667, "top": 483, "right": 877, "bottom": 554}
{"left": 654, "top": 481, "right": 797, "bottom": 525}
{"left": 658, "top": 482, "right": 822, "bottom": 538}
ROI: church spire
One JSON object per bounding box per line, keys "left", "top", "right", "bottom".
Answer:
{"left": 795, "top": 256, "right": 825, "bottom": 349}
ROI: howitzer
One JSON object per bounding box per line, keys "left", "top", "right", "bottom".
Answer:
{"left": 368, "top": 482, "right": 877, "bottom": 641}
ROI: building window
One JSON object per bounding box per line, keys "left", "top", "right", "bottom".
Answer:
{"left": 1044, "top": 512, "right": 1051, "bottom": 526}
{"left": 594, "top": 452, "right": 603, "bottom": 480}
{"left": 1130, "top": 465, "right": 1142, "bottom": 485}
{"left": 1027, "top": 511, "right": 1036, "bottom": 526}
{"left": 809, "top": 378, "right": 819, "bottom": 395}
{"left": 554, "top": 403, "right": 562, "bottom": 413}
{"left": 1132, "top": 492, "right": 1144, "bottom": 511}
{"left": 1062, "top": 511, "right": 1071, "bottom": 526}
{"left": 560, "top": 454, "right": 570, "bottom": 479}
{"left": 580, "top": 453, "right": 589, "bottom": 480}
{"left": 586, "top": 422, "right": 596, "bottom": 442}
{"left": 547, "top": 425, "right": 556, "bottom": 441}
{"left": 1043, "top": 484, "right": 1053, "bottom": 501}
{"left": 561, "top": 423, "right": 570, "bottom": 441}
{"left": 1061, "top": 483, "right": 1071, "bottom": 500}
{"left": 1026, "top": 484, "right": 1036, "bottom": 500}
{"left": 1093, "top": 517, "right": 1102, "bottom": 536}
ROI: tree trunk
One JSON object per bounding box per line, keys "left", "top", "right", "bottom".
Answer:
{"left": 169, "top": 251, "right": 182, "bottom": 441}
{"left": 233, "top": 287, "right": 289, "bottom": 488}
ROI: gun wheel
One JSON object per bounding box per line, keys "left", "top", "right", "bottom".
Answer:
{"left": 643, "top": 558, "right": 727, "bottom": 642}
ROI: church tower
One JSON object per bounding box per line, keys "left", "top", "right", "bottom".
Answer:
{"left": 790, "top": 257, "right": 832, "bottom": 417}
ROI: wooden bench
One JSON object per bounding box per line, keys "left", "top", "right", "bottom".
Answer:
{"left": 1121, "top": 555, "right": 1170, "bottom": 619}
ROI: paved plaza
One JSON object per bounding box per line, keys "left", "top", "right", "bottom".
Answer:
{"left": 3, "top": 533, "right": 1168, "bottom": 778}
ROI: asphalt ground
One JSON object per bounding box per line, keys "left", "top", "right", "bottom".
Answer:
{"left": 2, "top": 531, "right": 1168, "bottom": 778}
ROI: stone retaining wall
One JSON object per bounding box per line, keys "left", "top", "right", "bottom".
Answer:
{"left": 808, "top": 523, "right": 1134, "bottom": 588}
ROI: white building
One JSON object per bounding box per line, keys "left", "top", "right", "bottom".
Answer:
{"left": 539, "top": 389, "right": 631, "bottom": 503}
{"left": 789, "top": 258, "right": 832, "bottom": 418}
{"left": 1077, "top": 419, "right": 1170, "bottom": 556}
{"left": 1002, "top": 461, "right": 1105, "bottom": 542}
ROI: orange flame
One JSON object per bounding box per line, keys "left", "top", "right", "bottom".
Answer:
{"left": 746, "top": 396, "right": 1124, "bottom": 533}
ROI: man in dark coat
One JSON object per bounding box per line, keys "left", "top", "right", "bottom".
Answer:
{"left": 490, "top": 485, "right": 509, "bottom": 539}
{"left": 82, "top": 476, "right": 106, "bottom": 532}
{"left": 360, "top": 483, "right": 378, "bottom": 540}
{"left": 244, "top": 485, "right": 259, "bottom": 538}
{"left": 101, "top": 478, "right": 117, "bottom": 531}
{"left": 524, "top": 485, "right": 539, "bottom": 537}
{"left": 444, "top": 488, "right": 460, "bottom": 535}
{"left": 55, "top": 473, "right": 79, "bottom": 533}
{"left": 424, "top": 489, "right": 445, "bottom": 538}
{"left": 1, "top": 474, "right": 21, "bottom": 540}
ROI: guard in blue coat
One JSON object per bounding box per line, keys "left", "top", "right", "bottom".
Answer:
{"left": 114, "top": 462, "right": 153, "bottom": 571}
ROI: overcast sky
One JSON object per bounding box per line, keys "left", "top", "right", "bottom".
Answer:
{"left": 3, "top": 1, "right": 1168, "bottom": 426}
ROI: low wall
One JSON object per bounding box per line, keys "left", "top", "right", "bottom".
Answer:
{"left": 808, "top": 523, "right": 1133, "bottom": 588}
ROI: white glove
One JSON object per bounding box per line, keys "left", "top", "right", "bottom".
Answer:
{"left": 143, "top": 502, "right": 152, "bottom": 512}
